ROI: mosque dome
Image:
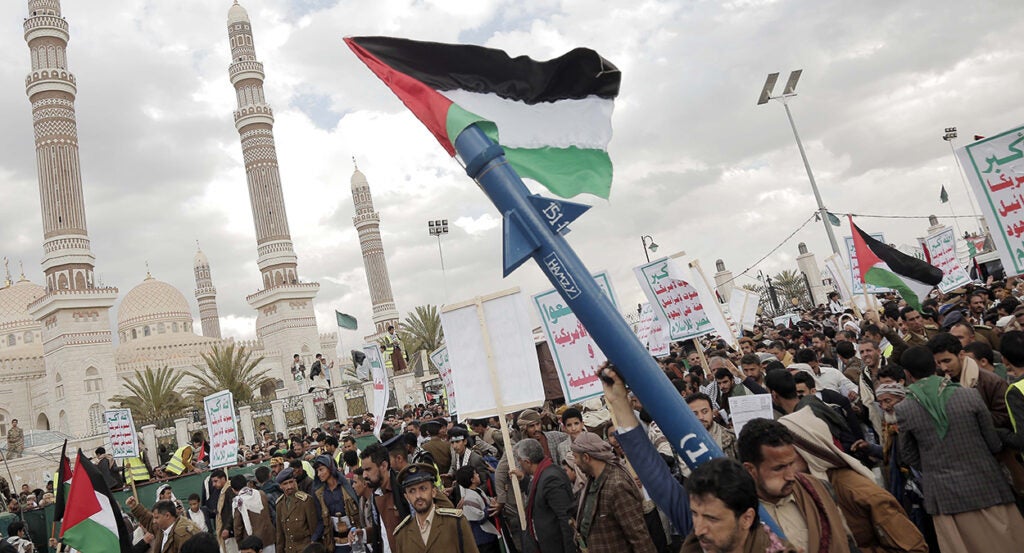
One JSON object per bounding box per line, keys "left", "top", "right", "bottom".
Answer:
{"left": 228, "top": 1, "right": 250, "bottom": 24}
{"left": 117, "top": 275, "right": 194, "bottom": 339}
{"left": 0, "top": 279, "right": 45, "bottom": 327}
{"left": 194, "top": 248, "right": 209, "bottom": 267}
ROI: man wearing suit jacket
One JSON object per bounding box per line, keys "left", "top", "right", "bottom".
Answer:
{"left": 126, "top": 498, "right": 202, "bottom": 553}
{"left": 897, "top": 345, "right": 1024, "bottom": 553}
{"left": 513, "top": 438, "right": 575, "bottom": 553}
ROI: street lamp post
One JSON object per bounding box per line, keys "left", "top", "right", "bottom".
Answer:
{"left": 640, "top": 235, "right": 659, "bottom": 263}
{"left": 428, "top": 219, "right": 449, "bottom": 301}
{"left": 757, "top": 270, "right": 781, "bottom": 314}
{"left": 942, "top": 127, "right": 986, "bottom": 234}
{"left": 758, "top": 70, "right": 841, "bottom": 255}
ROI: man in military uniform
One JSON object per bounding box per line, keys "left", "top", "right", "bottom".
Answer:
{"left": 275, "top": 469, "right": 320, "bottom": 553}
{"left": 392, "top": 464, "right": 479, "bottom": 553}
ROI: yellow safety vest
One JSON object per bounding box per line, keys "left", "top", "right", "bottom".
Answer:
{"left": 302, "top": 460, "right": 315, "bottom": 480}
{"left": 1006, "top": 379, "right": 1024, "bottom": 431}
{"left": 126, "top": 457, "right": 150, "bottom": 483}
{"left": 165, "top": 446, "right": 189, "bottom": 475}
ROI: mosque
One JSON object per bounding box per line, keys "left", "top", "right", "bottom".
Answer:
{"left": 0, "top": 1, "right": 401, "bottom": 442}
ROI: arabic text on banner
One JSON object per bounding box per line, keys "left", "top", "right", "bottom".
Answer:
{"left": 957, "top": 126, "right": 1024, "bottom": 275}
{"left": 844, "top": 234, "right": 891, "bottom": 294}
{"left": 429, "top": 345, "right": 456, "bottom": 415}
{"left": 439, "top": 289, "right": 545, "bottom": 420}
{"left": 634, "top": 258, "right": 715, "bottom": 341}
{"left": 103, "top": 409, "right": 140, "bottom": 459}
{"left": 636, "top": 302, "right": 670, "bottom": 357}
{"left": 923, "top": 227, "right": 973, "bottom": 293}
{"left": 534, "top": 271, "right": 618, "bottom": 404}
{"left": 364, "top": 343, "right": 390, "bottom": 437}
{"left": 202, "top": 390, "right": 238, "bottom": 469}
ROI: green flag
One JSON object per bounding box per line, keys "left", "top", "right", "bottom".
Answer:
{"left": 335, "top": 311, "right": 358, "bottom": 330}
{"left": 940, "top": 185, "right": 949, "bottom": 203}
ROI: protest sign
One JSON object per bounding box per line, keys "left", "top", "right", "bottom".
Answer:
{"left": 363, "top": 343, "right": 389, "bottom": 436}
{"left": 636, "top": 302, "right": 669, "bottom": 357}
{"left": 635, "top": 257, "right": 715, "bottom": 341}
{"left": 728, "top": 394, "right": 776, "bottom": 437}
{"left": 440, "top": 288, "right": 545, "bottom": 420}
{"left": 823, "top": 254, "right": 854, "bottom": 304}
{"left": 686, "top": 259, "right": 738, "bottom": 345}
{"left": 202, "top": 390, "right": 238, "bottom": 469}
{"left": 845, "top": 234, "right": 891, "bottom": 294}
{"left": 727, "top": 288, "right": 759, "bottom": 332}
{"left": 103, "top": 409, "right": 139, "bottom": 459}
{"left": 957, "top": 126, "right": 1024, "bottom": 275}
{"left": 923, "top": 227, "right": 972, "bottom": 293}
{"left": 429, "top": 345, "right": 456, "bottom": 415}
{"left": 534, "top": 271, "right": 617, "bottom": 404}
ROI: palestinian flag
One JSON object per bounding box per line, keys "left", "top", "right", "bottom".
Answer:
{"left": 61, "top": 449, "right": 132, "bottom": 553}
{"left": 850, "top": 217, "right": 943, "bottom": 310}
{"left": 54, "top": 439, "right": 73, "bottom": 521}
{"left": 345, "top": 36, "right": 620, "bottom": 199}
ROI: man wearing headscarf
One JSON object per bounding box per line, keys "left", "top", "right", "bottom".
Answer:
{"left": 780, "top": 407, "right": 927, "bottom": 553}
{"left": 517, "top": 409, "right": 569, "bottom": 467}
{"left": 570, "top": 432, "right": 655, "bottom": 553}
{"left": 231, "top": 474, "right": 276, "bottom": 553}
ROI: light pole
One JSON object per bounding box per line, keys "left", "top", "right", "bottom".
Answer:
{"left": 942, "top": 127, "right": 986, "bottom": 234}
{"left": 428, "top": 219, "right": 449, "bottom": 301}
{"left": 758, "top": 70, "right": 841, "bottom": 255}
{"left": 640, "top": 235, "right": 659, "bottom": 263}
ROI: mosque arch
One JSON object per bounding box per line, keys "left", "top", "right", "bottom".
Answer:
{"left": 58, "top": 411, "right": 69, "bottom": 434}
{"left": 57, "top": 273, "right": 69, "bottom": 289}
{"left": 88, "top": 404, "right": 104, "bottom": 435}
{"left": 74, "top": 272, "right": 85, "bottom": 289}
{"left": 36, "top": 412, "right": 50, "bottom": 431}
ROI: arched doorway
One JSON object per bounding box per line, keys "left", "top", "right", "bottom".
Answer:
{"left": 36, "top": 412, "right": 50, "bottom": 430}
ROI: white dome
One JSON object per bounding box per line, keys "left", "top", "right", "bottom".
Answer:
{"left": 117, "top": 275, "right": 193, "bottom": 335}
{"left": 228, "top": 1, "right": 250, "bottom": 24}
{"left": 0, "top": 279, "right": 45, "bottom": 327}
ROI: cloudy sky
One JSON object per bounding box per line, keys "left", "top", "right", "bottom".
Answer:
{"left": 1, "top": 0, "right": 1022, "bottom": 348}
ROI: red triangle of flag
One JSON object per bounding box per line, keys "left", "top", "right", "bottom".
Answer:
{"left": 60, "top": 451, "right": 102, "bottom": 536}
{"left": 849, "top": 216, "right": 883, "bottom": 283}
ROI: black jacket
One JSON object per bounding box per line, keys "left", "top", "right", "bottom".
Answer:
{"left": 521, "top": 464, "right": 576, "bottom": 553}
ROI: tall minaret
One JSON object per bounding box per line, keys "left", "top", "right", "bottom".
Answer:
{"left": 24, "top": 0, "right": 119, "bottom": 436}
{"left": 193, "top": 244, "right": 222, "bottom": 339}
{"left": 352, "top": 163, "right": 400, "bottom": 334}
{"left": 226, "top": 2, "right": 320, "bottom": 392}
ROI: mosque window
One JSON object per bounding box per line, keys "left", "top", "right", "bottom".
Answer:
{"left": 6, "top": 335, "right": 15, "bottom": 347}
{"left": 85, "top": 367, "right": 102, "bottom": 393}
{"left": 131, "top": 328, "right": 137, "bottom": 340}
{"left": 184, "top": 322, "right": 190, "bottom": 332}
{"left": 0, "top": 411, "right": 6, "bottom": 438}
{"left": 88, "top": 404, "right": 104, "bottom": 435}
{"left": 158, "top": 323, "right": 166, "bottom": 334}
{"left": 144, "top": 326, "right": 151, "bottom": 337}
{"left": 172, "top": 322, "right": 179, "bottom": 333}
{"left": 23, "top": 332, "right": 33, "bottom": 344}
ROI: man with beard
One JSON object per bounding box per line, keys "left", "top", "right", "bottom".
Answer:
{"left": 738, "top": 418, "right": 855, "bottom": 553}
{"left": 392, "top": 464, "right": 479, "bottom": 553}
{"left": 516, "top": 409, "right": 569, "bottom": 467}
{"left": 686, "top": 392, "right": 737, "bottom": 459}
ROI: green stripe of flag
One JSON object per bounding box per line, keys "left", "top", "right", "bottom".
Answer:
{"left": 62, "top": 517, "right": 121, "bottom": 553}
{"left": 865, "top": 266, "right": 925, "bottom": 310}
{"left": 505, "top": 146, "right": 612, "bottom": 199}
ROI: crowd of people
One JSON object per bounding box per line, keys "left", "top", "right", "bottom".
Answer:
{"left": 9, "top": 280, "right": 1024, "bottom": 552}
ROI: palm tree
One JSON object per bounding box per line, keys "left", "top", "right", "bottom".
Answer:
{"left": 400, "top": 304, "right": 444, "bottom": 354}
{"left": 772, "top": 269, "right": 810, "bottom": 307}
{"left": 110, "top": 366, "right": 190, "bottom": 423}
{"left": 186, "top": 343, "right": 271, "bottom": 404}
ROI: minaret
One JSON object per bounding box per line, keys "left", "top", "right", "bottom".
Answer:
{"left": 352, "top": 163, "right": 400, "bottom": 334}
{"left": 226, "top": 2, "right": 320, "bottom": 392}
{"left": 193, "top": 244, "right": 222, "bottom": 339}
{"left": 24, "top": 0, "right": 119, "bottom": 436}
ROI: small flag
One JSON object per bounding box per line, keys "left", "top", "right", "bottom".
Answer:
{"left": 849, "top": 217, "right": 943, "bottom": 310}
{"left": 61, "top": 449, "right": 133, "bottom": 553}
{"left": 335, "top": 311, "right": 358, "bottom": 330}
{"left": 826, "top": 211, "right": 841, "bottom": 226}
{"left": 345, "top": 36, "right": 620, "bottom": 199}
{"left": 974, "top": 135, "right": 986, "bottom": 141}
{"left": 940, "top": 185, "right": 949, "bottom": 203}
{"left": 54, "top": 439, "right": 73, "bottom": 521}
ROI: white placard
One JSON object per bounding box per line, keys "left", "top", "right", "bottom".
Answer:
{"left": 727, "top": 288, "right": 759, "bottom": 332}
{"left": 440, "top": 289, "right": 546, "bottom": 420}
{"left": 635, "top": 258, "right": 716, "bottom": 341}
{"left": 103, "top": 409, "right": 139, "bottom": 459}
{"left": 727, "top": 394, "right": 776, "bottom": 437}
{"left": 823, "top": 254, "right": 854, "bottom": 303}
{"left": 364, "top": 343, "right": 390, "bottom": 437}
{"left": 923, "top": 227, "right": 973, "bottom": 293}
{"left": 202, "top": 390, "right": 238, "bottom": 469}
{"left": 430, "top": 345, "right": 456, "bottom": 415}
{"left": 534, "top": 271, "right": 617, "bottom": 404}
{"left": 676, "top": 260, "right": 736, "bottom": 343}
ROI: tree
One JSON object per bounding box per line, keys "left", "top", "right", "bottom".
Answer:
{"left": 111, "top": 366, "right": 189, "bottom": 423}
{"left": 772, "top": 269, "right": 810, "bottom": 307}
{"left": 400, "top": 304, "right": 444, "bottom": 354}
{"left": 186, "top": 343, "right": 271, "bottom": 404}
